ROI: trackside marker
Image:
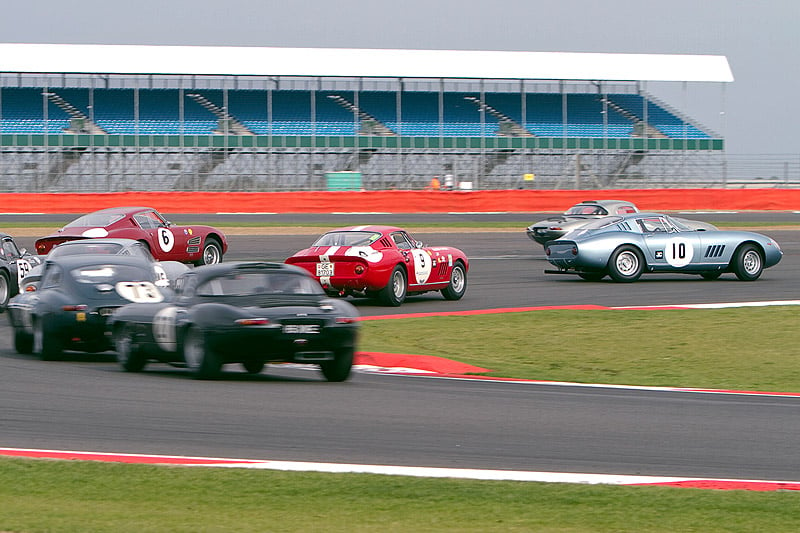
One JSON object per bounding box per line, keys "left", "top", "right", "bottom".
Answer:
{"left": 1, "top": 447, "right": 798, "bottom": 491}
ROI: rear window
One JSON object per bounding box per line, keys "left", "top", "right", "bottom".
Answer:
{"left": 70, "top": 264, "right": 153, "bottom": 283}
{"left": 196, "top": 271, "right": 324, "bottom": 297}
{"left": 579, "top": 216, "right": 623, "bottom": 230}
{"left": 312, "top": 231, "right": 381, "bottom": 247}
{"left": 65, "top": 213, "right": 125, "bottom": 228}
{"left": 566, "top": 205, "right": 607, "bottom": 216}
{"left": 51, "top": 243, "right": 124, "bottom": 257}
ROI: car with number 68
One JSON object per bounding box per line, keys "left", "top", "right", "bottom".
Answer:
{"left": 285, "top": 225, "right": 469, "bottom": 306}
{"left": 34, "top": 206, "right": 227, "bottom": 265}
{"left": 7, "top": 254, "right": 170, "bottom": 359}
{"left": 108, "top": 262, "right": 360, "bottom": 381}
{"left": 544, "top": 212, "right": 782, "bottom": 282}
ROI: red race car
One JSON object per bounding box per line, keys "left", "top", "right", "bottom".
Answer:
{"left": 286, "top": 225, "right": 468, "bottom": 306}
{"left": 35, "top": 207, "right": 228, "bottom": 265}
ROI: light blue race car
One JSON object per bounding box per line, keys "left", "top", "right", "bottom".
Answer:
{"left": 544, "top": 212, "right": 783, "bottom": 282}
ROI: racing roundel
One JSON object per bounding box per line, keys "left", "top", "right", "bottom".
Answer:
{"left": 157, "top": 227, "right": 175, "bottom": 253}
{"left": 411, "top": 249, "right": 432, "bottom": 284}
{"left": 153, "top": 306, "right": 179, "bottom": 352}
{"left": 664, "top": 237, "right": 694, "bottom": 268}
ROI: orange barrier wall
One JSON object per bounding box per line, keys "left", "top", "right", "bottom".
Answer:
{"left": 1, "top": 189, "right": 799, "bottom": 214}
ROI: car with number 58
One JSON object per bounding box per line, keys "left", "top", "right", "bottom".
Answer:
{"left": 1, "top": 232, "right": 42, "bottom": 311}
{"left": 544, "top": 212, "right": 782, "bottom": 282}
{"left": 35, "top": 206, "right": 227, "bottom": 265}
{"left": 108, "top": 262, "right": 360, "bottom": 381}
{"left": 285, "top": 225, "right": 469, "bottom": 306}
{"left": 7, "top": 254, "right": 169, "bottom": 359}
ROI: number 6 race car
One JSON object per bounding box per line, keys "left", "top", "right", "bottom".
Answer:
{"left": 545, "top": 212, "right": 783, "bottom": 282}
{"left": 34, "top": 207, "right": 228, "bottom": 265}
{"left": 285, "top": 225, "right": 469, "bottom": 306}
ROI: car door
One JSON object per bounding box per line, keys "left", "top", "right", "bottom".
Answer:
{"left": 134, "top": 210, "right": 192, "bottom": 262}
{"left": 391, "top": 231, "right": 433, "bottom": 287}
{"left": 638, "top": 216, "right": 704, "bottom": 271}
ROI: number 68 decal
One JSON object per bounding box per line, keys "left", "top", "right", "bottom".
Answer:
{"left": 116, "top": 281, "right": 165, "bottom": 303}
{"left": 665, "top": 237, "right": 694, "bottom": 268}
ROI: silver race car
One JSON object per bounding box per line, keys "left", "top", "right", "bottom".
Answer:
{"left": 526, "top": 199, "right": 639, "bottom": 246}
{"left": 545, "top": 213, "right": 782, "bottom": 282}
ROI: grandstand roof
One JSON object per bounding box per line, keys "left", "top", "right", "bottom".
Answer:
{"left": 0, "top": 43, "right": 733, "bottom": 82}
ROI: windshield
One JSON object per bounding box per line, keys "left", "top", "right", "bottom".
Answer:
{"left": 196, "top": 271, "right": 324, "bottom": 297}
{"left": 312, "top": 231, "right": 381, "bottom": 247}
{"left": 65, "top": 213, "right": 125, "bottom": 228}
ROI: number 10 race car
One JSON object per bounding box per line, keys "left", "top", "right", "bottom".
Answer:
{"left": 285, "top": 225, "right": 469, "bottom": 306}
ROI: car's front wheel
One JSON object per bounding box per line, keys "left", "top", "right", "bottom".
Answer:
{"left": 320, "top": 348, "right": 354, "bottom": 382}
{"left": 732, "top": 244, "right": 763, "bottom": 281}
{"left": 441, "top": 262, "right": 467, "bottom": 300}
{"left": 608, "top": 245, "right": 644, "bottom": 283}
{"left": 196, "top": 238, "right": 223, "bottom": 266}
{"left": 115, "top": 323, "right": 147, "bottom": 372}
{"left": 33, "top": 316, "right": 61, "bottom": 361}
{"left": 378, "top": 265, "right": 407, "bottom": 306}
{"left": 183, "top": 326, "right": 221, "bottom": 379}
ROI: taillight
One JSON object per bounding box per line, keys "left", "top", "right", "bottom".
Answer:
{"left": 571, "top": 246, "right": 578, "bottom": 256}
{"left": 549, "top": 226, "right": 562, "bottom": 231}
{"left": 62, "top": 304, "right": 88, "bottom": 312}
{"left": 354, "top": 264, "right": 365, "bottom": 275}
{"left": 545, "top": 248, "right": 551, "bottom": 256}
{"left": 25, "top": 285, "right": 37, "bottom": 292}
{"left": 235, "top": 318, "right": 270, "bottom": 326}
{"left": 335, "top": 317, "right": 358, "bottom": 324}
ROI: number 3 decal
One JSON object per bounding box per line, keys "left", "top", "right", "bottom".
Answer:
{"left": 157, "top": 227, "right": 175, "bottom": 252}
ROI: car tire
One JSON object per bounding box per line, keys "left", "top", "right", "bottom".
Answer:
{"left": 732, "top": 244, "right": 763, "bottom": 281}
{"left": 578, "top": 272, "right": 605, "bottom": 281}
{"left": 14, "top": 328, "right": 33, "bottom": 355}
{"left": 320, "top": 348, "right": 354, "bottom": 382}
{"left": 607, "top": 245, "right": 644, "bottom": 283}
{"left": 33, "top": 316, "right": 61, "bottom": 361}
{"left": 0, "top": 269, "right": 9, "bottom": 312}
{"left": 183, "top": 326, "right": 221, "bottom": 379}
{"left": 700, "top": 271, "right": 722, "bottom": 280}
{"left": 441, "top": 261, "right": 467, "bottom": 300}
{"left": 378, "top": 265, "right": 407, "bottom": 306}
{"left": 241, "top": 360, "right": 265, "bottom": 374}
{"left": 115, "top": 323, "right": 147, "bottom": 372}
{"left": 196, "top": 238, "right": 223, "bottom": 266}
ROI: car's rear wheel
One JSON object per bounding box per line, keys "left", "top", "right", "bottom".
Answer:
{"left": 241, "top": 360, "right": 265, "bottom": 374}
{"left": 700, "top": 271, "right": 722, "bottom": 280}
{"left": 608, "top": 245, "right": 644, "bottom": 283}
{"left": 0, "top": 270, "right": 10, "bottom": 312}
{"left": 378, "top": 265, "right": 407, "bottom": 306}
{"left": 320, "top": 348, "right": 354, "bottom": 382}
{"left": 732, "top": 244, "right": 763, "bottom": 281}
{"left": 183, "top": 326, "right": 221, "bottom": 379}
{"left": 441, "top": 262, "right": 467, "bottom": 300}
{"left": 115, "top": 323, "right": 147, "bottom": 372}
{"left": 578, "top": 272, "right": 605, "bottom": 281}
{"left": 196, "top": 238, "right": 222, "bottom": 266}
{"left": 14, "top": 328, "right": 33, "bottom": 354}
{"left": 33, "top": 316, "right": 61, "bottom": 361}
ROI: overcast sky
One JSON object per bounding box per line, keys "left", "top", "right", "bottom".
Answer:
{"left": 2, "top": 0, "right": 798, "bottom": 155}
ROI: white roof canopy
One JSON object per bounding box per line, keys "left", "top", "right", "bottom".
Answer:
{"left": 0, "top": 43, "right": 733, "bottom": 83}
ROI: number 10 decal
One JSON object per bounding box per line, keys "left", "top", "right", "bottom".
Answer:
{"left": 665, "top": 237, "right": 693, "bottom": 268}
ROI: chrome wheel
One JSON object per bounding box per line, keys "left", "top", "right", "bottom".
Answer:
{"left": 441, "top": 262, "right": 467, "bottom": 300}
{"left": 608, "top": 246, "right": 644, "bottom": 283}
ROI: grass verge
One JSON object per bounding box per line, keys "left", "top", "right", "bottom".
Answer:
{"left": 1, "top": 457, "right": 799, "bottom": 532}
{"left": 359, "top": 307, "right": 800, "bottom": 392}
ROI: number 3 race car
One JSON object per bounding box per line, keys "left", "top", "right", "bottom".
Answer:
{"left": 285, "top": 225, "right": 469, "bottom": 306}
{"left": 34, "top": 207, "right": 228, "bottom": 265}
{"left": 545, "top": 212, "right": 782, "bottom": 282}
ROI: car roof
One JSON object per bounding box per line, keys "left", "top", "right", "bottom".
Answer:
{"left": 576, "top": 199, "right": 636, "bottom": 207}
{"left": 44, "top": 253, "right": 154, "bottom": 269}
{"left": 54, "top": 238, "right": 140, "bottom": 247}
{"left": 84, "top": 206, "right": 159, "bottom": 216}
{"left": 187, "top": 261, "right": 309, "bottom": 282}
{"left": 327, "top": 225, "right": 403, "bottom": 234}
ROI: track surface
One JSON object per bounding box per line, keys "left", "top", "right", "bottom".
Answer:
{"left": 2, "top": 214, "right": 799, "bottom": 480}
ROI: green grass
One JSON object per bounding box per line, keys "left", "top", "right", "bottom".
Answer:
{"left": 1, "top": 457, "right": 799, "bottom": 532}
{"left": 360, "top": 307, "right": 800, "bottom": 392}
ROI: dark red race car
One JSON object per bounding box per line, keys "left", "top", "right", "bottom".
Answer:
{"left": 35, "top": 207, "right": 228, "bottom": 265}
{"left": 286, "top": 225, "right": 469, "bottom": 306}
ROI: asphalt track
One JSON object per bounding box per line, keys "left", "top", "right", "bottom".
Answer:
{"left": 1, "top": 214, "right": 799, "bottom": 482}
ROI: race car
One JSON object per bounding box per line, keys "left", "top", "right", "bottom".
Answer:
{"left": 0, "top": 232, "right": 43, "bottom": 311}
{"left": 34, "top": 207, "right": 228, "bottom": 265}
{"left": 285, "top": 225, "right": 469, "bottom": 306}
{"left": 109, "top": 262, "right": 359, "bottom": 381}
{"left": 544, "top": 212, "right": 782, "bottom": 282}
{"left": 7, "top": 254, "right": 169, "bottom": 359}
{"left": 526, "top": 199, "right": 716, "bottom": 247}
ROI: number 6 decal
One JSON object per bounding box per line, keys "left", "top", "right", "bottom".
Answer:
{"left": 157, "top": 227, "right": 175, "bottom": 252}
{"left": 665, "top": 237, "right": 694, "bottom": 268}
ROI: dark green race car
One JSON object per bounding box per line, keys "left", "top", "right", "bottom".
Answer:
{"left": 109, "top": 262, "right": 360, "bottom": 381}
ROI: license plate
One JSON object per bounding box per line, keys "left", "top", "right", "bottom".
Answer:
{"left": 282, "top": 324, "right": 320, "bottom": 334}
{"left": 316, "top": 262, "right": 334, "bottom": 277}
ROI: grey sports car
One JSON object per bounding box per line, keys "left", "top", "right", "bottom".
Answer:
{"left": 544, "top": 212, "right": 782, "bottom": 282}
{"left": 526, "top": 199, "right": 639, "bottom": 246}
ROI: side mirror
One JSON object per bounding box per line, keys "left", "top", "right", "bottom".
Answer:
{"left": 415, "top": 241, "right": 424, "bottom": 249}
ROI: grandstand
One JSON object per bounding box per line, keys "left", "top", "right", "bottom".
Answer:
{"left": 0, "top": 44, "right": 731, "bottom": 192}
